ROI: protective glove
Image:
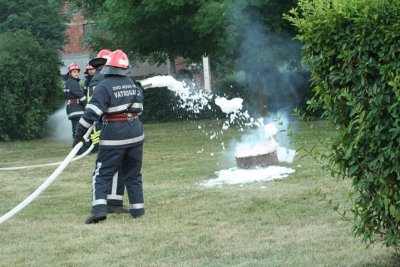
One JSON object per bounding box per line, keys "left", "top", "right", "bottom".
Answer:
{"left": 90, "top": 129, "right": 101, "bottom": 145}
{"left": 73, "top": 135, "right": 85, "bottom": 147}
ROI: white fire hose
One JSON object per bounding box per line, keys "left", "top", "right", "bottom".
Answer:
{"left": 0, "top": 143, "right": 94, "bottom": 171}
{"left": 0, "top": 126, "right": 94, "bottom": 224}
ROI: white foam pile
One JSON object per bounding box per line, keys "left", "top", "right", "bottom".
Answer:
{"left": 200, "top": 166, "right": 295, "bottom": 187}
{"left": 202, "top": 153, "right": 296, "bottom": 188}
{"left": 204, "top": 122, "right": 297, "bottom": 187}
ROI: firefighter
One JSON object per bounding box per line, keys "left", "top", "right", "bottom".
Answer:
{"left": 63, "top": 63, "right": 87, "bottom": 140}
{"left": 87, "top": 49, "right": 129, "bottom": 214}
{"left": 83, "top": 64, "right": 96, "bottom": 93}
{"left": 74, "top": 49, "right": 144, "bottom": 224}
{"left": 87, "top": 50, "right": 112, "bottom": 153}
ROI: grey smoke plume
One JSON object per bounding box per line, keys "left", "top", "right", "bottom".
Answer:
{"left": 45, "top": 105, "right": 72, "bottom": 143}
{"left": 227, "top": 2, "right": 308, "bottom": 115}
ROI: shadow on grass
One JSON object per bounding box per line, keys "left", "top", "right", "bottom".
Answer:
{"left": 362, "top": 252, "right": 400, "bottom": 267}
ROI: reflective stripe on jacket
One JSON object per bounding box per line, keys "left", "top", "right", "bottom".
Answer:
{"left": 75, "top": 75, "right": 144, "bottom": 149}
{"left": 63, "top": 76, "right": 86, "bottom": 119}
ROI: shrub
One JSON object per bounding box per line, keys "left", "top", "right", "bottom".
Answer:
{"left": 141, "top": 87, "right": 224, "bottom": 123}
{"left": 286, "top": 0, "right": 400, "bottom": 248}
{"left": 0, "top": 30, "right": 63, "bottom": 141}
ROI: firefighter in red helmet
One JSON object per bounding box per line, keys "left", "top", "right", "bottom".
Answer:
{"left": 83, "top": 64, "right": 95, "bottom": 93}
{"left": 86, "top": 49, "right": 112, "bottom": 152}
{"left": 74, "top": 50, "right": 144, "bottom": 224}
{"left": 86, "top": 49, "right": 130, "bottom": 214}
{"left": 63, "top": 63, "right": 87, "bottom": 142}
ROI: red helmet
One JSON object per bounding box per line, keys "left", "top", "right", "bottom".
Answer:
{"left": 84, "top": 64, "right": 95, "bottom": 74}
{"left": 96, "top": 49, "right": 112, "bottom": 60}
{"left": 105, "top": 50, "right": 129, "bottom": 69}
{"left": 67, "top": 63, "right": 80, "bottom": 74}
{"left": 101, "top": 49, "right": 131, "bottom": 76}
{"left": 89, "top": 49, "right": 112, "bottom": 68}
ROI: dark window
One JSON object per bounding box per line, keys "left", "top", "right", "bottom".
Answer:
{"left": 83, "top": 23, "right": 96, "bottom": 38}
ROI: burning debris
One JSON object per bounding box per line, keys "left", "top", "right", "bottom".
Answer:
{"left": 236, "top": 151, "right": 278, "bottom": 169}
{"left": 235, "top": 123, "right": 280, "bottom": 169}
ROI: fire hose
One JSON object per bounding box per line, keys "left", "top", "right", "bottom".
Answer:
{"left": 0, "top": 143, "right": 94, "bottom": 171}
{"left": 0, "top": 125, "right": 94, "bottom": 224}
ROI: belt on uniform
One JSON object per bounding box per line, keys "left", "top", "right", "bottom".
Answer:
{"left": 103, "top": 113, "right": 138, "bottom": 122}
{"left": 67, "top": 99, "right": 80, "bottom": 104}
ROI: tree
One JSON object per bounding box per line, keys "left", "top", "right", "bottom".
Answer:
{"left": 74, "top": 0, "right": 309, "bottom": 117}
{"left": 0, "top": 0, "right": 67, "bottom": 49}
{"left": 72, "top": 0, "right": 298, "bottom": 74}
{"left": 77, "top": 0, "right": 226, "bottom": 73}
{"left": 0, "top": 30, "right": 64, "bottom": 141}
{"left": 286, "top": 0, "right": 400, "bottom": 248}
{"left": 0, "top": 0, "right": 67, "bottom": 140}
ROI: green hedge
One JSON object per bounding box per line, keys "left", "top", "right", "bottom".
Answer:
{"left": 141, "top": 87, "right": 224, "bottom": 123}
{"left": 0, "top": 30, "right": 63, "bottom": 141}
{"left": 287, "top": 0, "right": 400, "bottom": 248}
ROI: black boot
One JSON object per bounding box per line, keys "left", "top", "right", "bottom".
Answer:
{"left": 85, "top": 212, "right": 107, "bottom": 224}
{"left": 108, "top": 205, "right": 130, "bottom": 214}
{"left": 131, "top": 208, "right": 145, "bottom": 218}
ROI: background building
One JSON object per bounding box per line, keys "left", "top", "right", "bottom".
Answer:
{"left": 60, "top": 3, "right": 171, "bottom": 80}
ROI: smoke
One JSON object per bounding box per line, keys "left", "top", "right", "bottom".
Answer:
{"left": 202, "top": 2, "right": 302, "bottom": 169}
{"left": 227, "top": 2, "right": 305, "bottom": 115}
{"left": 233, "top": 112, "right": 292, "bottom": 151}
{"left": 45, "top": 105, "right": 72, "bottom": 143}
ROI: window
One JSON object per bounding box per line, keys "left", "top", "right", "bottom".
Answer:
{"left": 83, "top": 23, "right": 96, "bottom": 38}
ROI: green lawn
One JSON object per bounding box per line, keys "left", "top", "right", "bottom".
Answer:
{"left": 0, "top": 120, "right": 398, "bottom": 266}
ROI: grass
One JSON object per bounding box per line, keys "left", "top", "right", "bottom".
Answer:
{"left": 0, "top": 120, "right": 398, "bottom": 266}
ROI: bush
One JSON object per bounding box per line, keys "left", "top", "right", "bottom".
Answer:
{"left": 0, "top": 30, "right": 63, "bottom": 141}
{"left": 141, "top": 87, "right": 224, "bottom": 123}
{"left": 287, "top": 0, "right": 400, "bottom": 248}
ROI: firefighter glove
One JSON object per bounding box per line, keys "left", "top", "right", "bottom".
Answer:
{"left": 73, "top": 135, "right": 85, "bottom": 147}
{"left": 91, "top": 130, "right": 101, "bottom": 145}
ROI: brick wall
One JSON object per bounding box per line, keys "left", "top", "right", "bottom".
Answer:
{"left": 62, "top": 24, "right": 88, "bottom": 55}
{"left": 60, "top": 4, "right": 88, "bottom": 56}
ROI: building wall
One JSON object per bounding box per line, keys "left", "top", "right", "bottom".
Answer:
{"left": 60, "top": 3, "right": 171, "bottom": 80}
{"left": 60, "top": 4, "right": 90, "bottom": 79}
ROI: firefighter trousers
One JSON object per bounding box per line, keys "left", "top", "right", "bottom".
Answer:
{"left": 91, "top": 144, "right": 144, "bottom": 217}
{"left": 107, "top": 168, "right": 125, "bottom": 207}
